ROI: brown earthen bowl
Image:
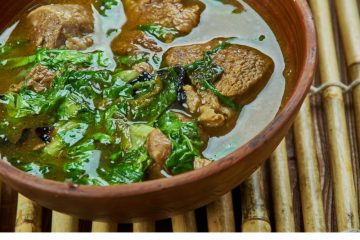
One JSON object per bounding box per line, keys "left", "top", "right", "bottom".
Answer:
{"left": 0, "top": 0, "right": 316, "bottom": 222}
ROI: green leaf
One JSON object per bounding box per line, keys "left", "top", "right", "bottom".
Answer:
{"left": 43, "top": 121, "right": 89, "bottom": 156}
{"left": 130, "top": 124, "right": 154, "bottom": 148}
{"left": 104, "top": 104, "right": 132, "bottom": 150}
{"left": 10, "top": 161, "right": 57, "bottom": 179}
{"left": 57, "top": 97, "right": 82, "bottom": 121}
{"left": 116, "top": 52, "right": 150, "bottom": 68}
{"left": 138, "top": 24, "right": 178, "bottom": 42}
{"left": 92, "top": 133, "right": 114, "bottom": 145}
{"left": 0, "top": 49, "right": 111, "bottom": 70}
{"left": 131, "top": 67, "right": 183, "bottom": 122}
{"left": 57, "top": 122, "right": 89, "bottom": 147}
{"left": 94, "top": 0, "right": 119, "bottom": 17}
{"left": 1, "top": 89, "right": 48, "bottom": 118}
{"left": 64, "top": 140, "right": 108, "bottom": 185}
{"left": 113, "top": 70, "right": 140, "bottom": 83}
{"left": 42, "top": 135, "right": 65, "bottom": 157}
{"left": 99, "top": 147, "right": 152, "bottom": 184}
{"left": 157, "top": 111, "right": 204, "bottom": 174}
{"left": 36, "top": 49, "right": 111, "bottom": 70}
{"left": 102, "top": 78, "right": 133, "bottom": 100}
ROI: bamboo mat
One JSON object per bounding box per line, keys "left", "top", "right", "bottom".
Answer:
{"left": 1, "top": 0, "right": 360, "bottom": 233}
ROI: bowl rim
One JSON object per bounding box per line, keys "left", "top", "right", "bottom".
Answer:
{"left": 0, "top": 0, "right": 317, "bottom": 199}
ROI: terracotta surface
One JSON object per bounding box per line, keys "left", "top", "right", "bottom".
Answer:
{"left": 0, "top": 0, "right": 317, "bottom": 222}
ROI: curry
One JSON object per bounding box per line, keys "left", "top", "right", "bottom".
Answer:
{"left": 0, "top": 0, "right": 287, "bottom": 185}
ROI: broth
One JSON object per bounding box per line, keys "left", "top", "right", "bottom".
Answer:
{"left": 0, "top": 0, "right": 288, "bottom": 185}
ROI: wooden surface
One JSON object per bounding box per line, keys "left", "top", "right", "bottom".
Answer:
{"left": 0, "top": 0, "right": 359, "bottom": 232}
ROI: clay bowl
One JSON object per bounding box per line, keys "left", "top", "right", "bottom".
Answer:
{"left": 0, "top": 0, "right": 316, "bottom": 222}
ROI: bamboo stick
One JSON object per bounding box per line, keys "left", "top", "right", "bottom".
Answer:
{"left": 269, "top": 139, "right": 296, "bottom": 232}
{"left": 241, "top": 168, "right": 271, "bottom": 232}
{"left": 133, "top": 222, "right": 155, "bottom": 232}
{"left": 171, "top": 212, "right": 197, "bottom": 232}
{"left": 206, "top": 192, "right": 235, "bottom": 232}
{"left": 334, "top": 0, "right": 360, "bottom": 67}
{"left": 309, "top": 0, "right": 360, "bottom": 231}
{"left": 92, "top": 221, "right": 118, "bottom": 232}
{"left": 335, "top": 0, "right": 360, "bottom": 220}
{"left": 15, "top": 195, "right": 42, "bottom": 232}
{"left": 51, "top": 212, "right": 78, "bottom": 232}
{"left": 293, "top": 97, "right": 327, "bottom": 232}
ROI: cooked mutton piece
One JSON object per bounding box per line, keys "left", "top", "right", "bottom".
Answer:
{"left": 28, "top": 4, "right": 94, "bottom": 50}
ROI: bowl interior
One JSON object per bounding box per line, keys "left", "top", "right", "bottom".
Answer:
{"left": 0, "top": 0, "right": 316, "bottom": 222}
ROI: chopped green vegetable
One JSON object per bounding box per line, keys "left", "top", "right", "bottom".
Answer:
{"left": 10, "top": 161, "right": 57, "bottom": 179}
{"left": 130, "top": 124, "right": 154, "bottom": 148}
{"left": 43, "top": 121, "right": 88, "bottom": 156}
{"left": 1, "top": 89, "right": 48, "bottom": 118}
{"left": 0, "top": 49, "right": 111, "bottom": 70}
{"left": 104, "top": 104, "right": 132, "bottom": 150}
{"left": 94, "top": 0, "right": 120, "bottom": 17}
{"left": 92, "top": 133, "right": 114, "bottom": 145}
{"left": 99, "top": 147, "right": 152, "bottom": 184}
{"left": 57, "top": 122, "right": 89, "bottom": 147}
{"left": 113, "top": 70, "right": 140, "bottom": 83}
{"left": 157, "top": 111, "right": 204, "bottom": 174}
{"left": 64, "top": 139, "right": 107, "bottom": 185}
{"left": 138, "top": 24, "right": 178, "bottom": 43}
{"left": 131, "top": 67, "right": 184, "bottom": 122}
{"left": 116, "top": 52, "right": 150, "bottom": 68}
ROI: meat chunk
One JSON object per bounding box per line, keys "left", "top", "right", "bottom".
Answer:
{"left": 123, "top": 0, "right": 204, "bottom": 34}
{"left": 194, "top": 157, "right": 213, "bottom": 170}
{"left": 146, "top": 129, "right": 172, "bottom": 166}
{"left": 164, "top": 39, "right": 275, "bottom": 100}
{"left": 65, "top": 36, "right": 93, "bottom": 51}
{"left": 198, "top": 105, "right": 226, "bottom": 128}
{"left": 10, "top": 65, "right": 56, "bottom": 93}
{"left": 28, "top": 4, "right": 94, "bottom": 50}
{"left": 25, "top": 65, "right": 56, "bottom": 92}
{"left": 182, "top": 85, "right": 236, "bottom": 128}
{"left": 132, "top": 62, "right": 154, "bottom": 74}
{"left": 146, "top": 163, "right": 165, "bottom": 180}
{"left": 212, "top": 46, "right": 274, "bottom": 99}
{"left": 112, "top": 0, "right": 204, "bottom": 54}
{"left": 197, "top": 91, "right": 237, "bottom": 129}
{"left": 183, "top": 85, "right": 201, "bottom": 114}
{"left": 9, "top": 83, "right": 23, "bottom": 93}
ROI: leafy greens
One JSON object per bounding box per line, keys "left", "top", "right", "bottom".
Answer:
{"left": 0, "top": 40, "right": 239, "bottom": 184}
{"left": 157, "top": 111, "right": 204, "bottom": 174}
{"left": 138, "top": 24, "right": 179, "bottom": 43}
